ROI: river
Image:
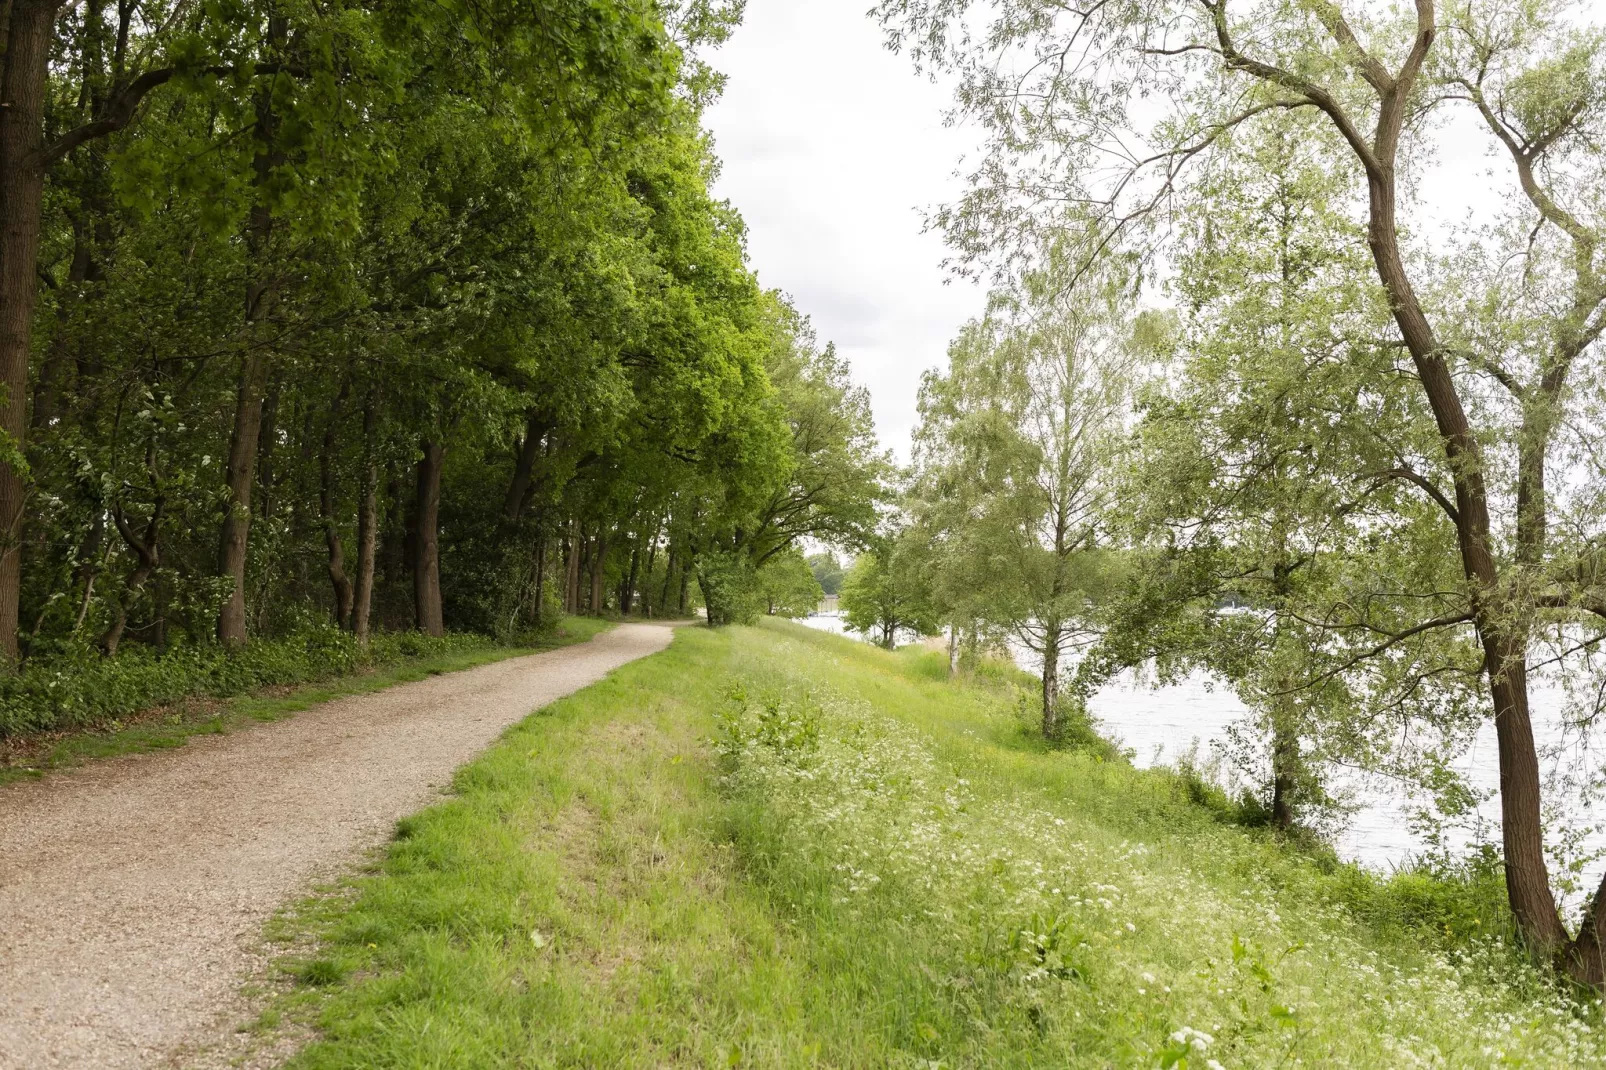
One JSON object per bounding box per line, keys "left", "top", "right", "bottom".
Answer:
{"left": 794, "top": 612, "right": 1605, "bottom": 883}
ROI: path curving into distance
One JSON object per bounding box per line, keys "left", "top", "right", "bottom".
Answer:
{"left": 0, "top": 622, "right": 681, "bottom": 1069}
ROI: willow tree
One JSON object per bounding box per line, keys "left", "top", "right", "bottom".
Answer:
{"left": 879, "top": 0, "right": 1606, "bottom": 975}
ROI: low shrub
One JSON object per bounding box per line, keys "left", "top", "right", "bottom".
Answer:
{"left": 0, "top": 626, "right": 497, "bottom": 738}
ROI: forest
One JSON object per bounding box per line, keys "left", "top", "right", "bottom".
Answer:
{"left": 0, "top": 0, "right": 885, "bottom": 734}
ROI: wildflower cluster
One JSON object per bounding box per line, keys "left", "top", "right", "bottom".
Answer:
{"left": 713, "top": 638, "right": 1606, "bottom": 1067}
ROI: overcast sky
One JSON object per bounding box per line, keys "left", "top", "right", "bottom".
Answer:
{"left": 702, "top": 0, "right": 986, "bottom": 462}
{"left": 701, "top": 3, "right": 1515, "bottom": 462}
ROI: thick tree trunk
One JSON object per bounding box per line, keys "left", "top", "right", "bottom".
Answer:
{"left": 0, "top": 0, "right": 58, "bottom": 662}
{"left": 351, "top": 393, "right": 378, "bottom": 645}
{"left": 412, "top": 441, "right": 444, "bottom": 638}
{"left": 216, "top": 353, "right": 266, "bottom": 646}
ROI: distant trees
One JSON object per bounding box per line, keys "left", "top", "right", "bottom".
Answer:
{"left": 756, "top": 550, "right": 823, "bottom": 618}
{"left": 807, "top": 552, "right": 846, "bottom": 597}
{"left": 840, "top": 534, "right": 938, "bottom": 649}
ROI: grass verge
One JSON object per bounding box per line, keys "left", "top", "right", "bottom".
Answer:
{"left": 0, "top": 616, "right": 613, "bottom": 786}
{"left": 265, "top": 620, "right": 1604, "bottom": 1068}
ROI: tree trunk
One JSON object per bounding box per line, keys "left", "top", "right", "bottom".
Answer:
{"left": 102, "top": 497, "right": 162, "bottom": 656}
{"left": 320, "top": 381, "right": 353, "bottom": 626}
{"left": 641, "top": 525, "right": 661, "bottom": 618}
{"left": 1350, "top": 76, "right": 1569, "bottom": 957}
{"left": 412, "top": 441, "right": 445, "bottom": 638}
{"left": 1041, "top": 627, "right": 1062, "bottom": 740}
{"left": 216, "top": 353, "right": 266, "bottom": 646}
{"left": 1270, "top": 706, "right": 1298, "bottom": 831}
{"left": 948, "top": 625, "right": 960, "bottom": 679}
{"left": 622, "top": 542, "right": 640, "bottom": 615}
{"left": 659, "top": 549, "right": 676, "bottom": 617}
{"left": 0, "top": 0, "right": 59, "bottom": 662}
{"left": 532, "top": 528, "right": 547, "bottom": 628}
{"left": 564, "top": 521, "right": 582, "bottom": 615}
{"left": 351, "top": 392, "right": 378, "bottom": 645}
{"left": 678, "top": 562, "right": 690, "bottom": 616}
{"left": 590, "top": 532, "right": 609, "bottom": 616}
{"left": 501, "top": 412, "right": 546, "bottom": 524}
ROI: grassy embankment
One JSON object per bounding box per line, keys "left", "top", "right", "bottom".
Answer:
{"left": 268, "top": 619, "right": 1604, "bottom": 1068}
{"left": 0, "top": 617, "right": 613, "bottom": 784}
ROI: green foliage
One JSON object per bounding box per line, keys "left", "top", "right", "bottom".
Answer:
{"left": 753, "top": 548, "right": 823, "bottom": 618}
{"left": 839, "top": 535, "right": 939, "bottom": 648}
{"left": 0, "top": 628, "right": 493, "bottom": 738}
{"left": 805, "top": 550, "right": 845, "bottom": 596}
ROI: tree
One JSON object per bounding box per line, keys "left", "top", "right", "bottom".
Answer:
{"left": 756, "top": 549, "right": 824, "bottom": 618}
{"left": 806, "top": 551, "right": 846, "bottom": 597}
{"left": 912, "top": 253, "right": 1135, "bottom": 737}
{"left": 840, "top": 534, "right": 938, "bottom": 649}
{"left": 878, "top": 0, "right": 1606, "bottom": 976}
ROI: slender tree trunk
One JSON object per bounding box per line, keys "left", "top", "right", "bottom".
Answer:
{"left": 659, "top": 549, "right": 676, "bottom": 617}
{"left": 320, "top": 381, "right": 353, "bottom": 626}
{"left": 102, "top": 498, "right": 162, "bottom": 656}
{"left": 216, "top": 21, "right": 286, "bottom": 648}
{"left": 678, "top": 563, "right": 690, "bottom": 616}
{"left": 1270, "top": 704, "right": 1298, "bottom": 830}
{"left": 501, "top": 412, "right": 546, "bottom": 524}
{"left": 0, "top": 0, "right": 59, "bottom": 661}
{"left": 1041, "top": 626, "right": 1062, "bottom": 740}
{"left": 1359, "top": 109, "right": 1568, "bottom": 955}
{"left": 216, "top": 353, "right": 266, "bottom": 646}
{"left": 948, "top": 625, "right": 960, "bottom": 679}
{"left": 590, "top": 532, "right": 609, "bottom": 616}
{"left": 565, "top": 521, "right": 582, "bottom": 614}
{"left": 351, "top": 390, "right": 378, "bottom": 644}
{"left": 641, "top": 523, "right": 661, "bottom": 619}
{"left": 622, "top": 542, "right": 640, "bottom": 615}
{"left": 412, "top": 441, "right": 444, "bottom": 638}
{"left": 532, "top": 527, "right": 547, "bottom": 628}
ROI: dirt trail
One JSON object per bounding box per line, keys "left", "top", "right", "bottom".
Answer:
{"left": 0, "top": 622, "right": 679, "bottom": 1070}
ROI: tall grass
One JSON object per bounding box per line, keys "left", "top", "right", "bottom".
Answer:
{"left": 273, "top": 620, "right": 1605, "bottom": 1068}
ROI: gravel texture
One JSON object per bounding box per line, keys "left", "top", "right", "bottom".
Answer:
{"left": 0, "top": 622, "right": 678, "bottom": 1069}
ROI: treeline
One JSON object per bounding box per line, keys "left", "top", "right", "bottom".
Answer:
{"left": 0, "top": 2, "right": 884, "bottom": 685}
{"left": 872, "top": 0, "right": 1606, "bottom": 984}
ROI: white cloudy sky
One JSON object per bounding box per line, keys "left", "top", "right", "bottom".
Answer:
{"left": 702, "top": 3, "right": 1516, "bottom": 461}
{"left": 702, "top": 0, "right": 987, "bottom": 461}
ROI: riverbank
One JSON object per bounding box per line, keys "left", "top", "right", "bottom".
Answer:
{"left": 261, "top": 619, "right": 1601, "bottom": 1068}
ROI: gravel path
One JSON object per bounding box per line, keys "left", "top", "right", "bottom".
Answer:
{"left": 0, "top": 622, "right": 679, "bottom": 1069}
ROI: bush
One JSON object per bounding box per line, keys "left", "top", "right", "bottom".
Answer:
{"left": 0, "top": 626, "right": 495, "bottom": 738}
